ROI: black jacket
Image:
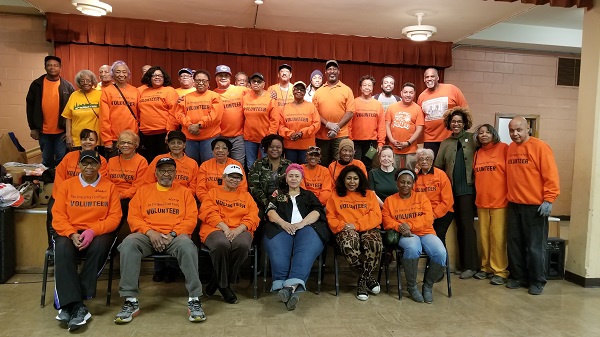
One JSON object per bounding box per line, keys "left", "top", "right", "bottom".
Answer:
{"left": 25, "top": 74, "right": 75, "bottom": 131}
{"left": 264, "top": 188, "right": 331, "bottom": 244}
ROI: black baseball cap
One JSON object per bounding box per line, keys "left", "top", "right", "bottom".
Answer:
{"left": 79, "top": 150, "right": 101, "bottom": 163}
{"left": 44, "top": 55, "right": 61, "bottom": 65}
{"left": 156, "top": 157, "right": 176, "bottom": 168}
{"left": 167, "top": 130, "right": 186, "bottom": 142}
{"left": 325, "top": 60, "right": 339, "bottom": 69}
{"left": 278, "top": 64, "right": 292, "bottom": 72}
{"left": 250, "top": 72, "right": 264, "bottom": 81}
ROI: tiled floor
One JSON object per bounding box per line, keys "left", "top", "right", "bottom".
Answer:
{"left": 2, "top": 260, "right": 599, "bottom": 337}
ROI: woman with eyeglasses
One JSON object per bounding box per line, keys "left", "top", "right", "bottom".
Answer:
{"left": 175, "top": 69, "right": 223, "bottom": 165}
{"left": 278, "top": 81, "right": 320, "bottom": 164}
{"left": 300, "top": 146, "right": 332, "bottom": 206}
{"left": 62, "top": 70, "right": 102, "bottom": 152}
{"left": 434, "top": 107, "right": 479, "bottom": 279}
{"left": 368, "top": 145, "right": 398, "bottom": 208}
{"left": 137, "top": 66, "right": 179, "bottom": 163}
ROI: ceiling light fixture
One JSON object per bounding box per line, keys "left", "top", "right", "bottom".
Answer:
{"left": 255, "top": 0, "right": 263, "bottom": 4}
{"left": 402, "top": 12, "right": 437, "bottom": 42}
{"left": 71, "top": 0, "right": 112, "bottom": 17}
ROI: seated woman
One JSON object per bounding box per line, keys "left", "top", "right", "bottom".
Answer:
{"left": 264, "top": 164, "right": 330, "bottom": 310}
{"left": 368, "top": 145, "right": 398, "bottom": 208}
{"left": 300, "top": 146, "right": 332, "bottom": 206}
{"left": 328, "top": 139, "right": 367, "bottom": 184}
{"left": 382, "top": 169, "right": 447, "bottom": 304}
{"left": 52, "top": 150, "right": 121, "bottom": 331}
{"left": 199, "top": 164, "right": 259, "bottom": 304}
{"left": 326, "top": 165, "right": 382, "bottom": 301}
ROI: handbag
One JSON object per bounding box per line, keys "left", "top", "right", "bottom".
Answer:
{"left": 364, "top": 145, "right": 378, "bottom": 160}
{"left": 383, "top": 230, "right": 400, "bottom": 246}
{"left": 17, "top": 181, "right": 38, "bottom": 209}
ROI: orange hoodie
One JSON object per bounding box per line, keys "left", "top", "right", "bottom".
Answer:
{"left": 138, "top": 86, "right": 179, "bottom": 134}
{"left": 414, "top": 167, "right": 454, "bottom": 218}
{"left": 175, "top": 90, "right": 223, "bottom": 141}
{"left": 300, "top": 164, "right": 332, "bottom": 206}
{"left": 473, "top": 142, "right": 509, "bottom": 208}
{"left": 382, "top": 192, "right": 435, "bottom": 236}
{"left": 349, "top": 97, "right": 385, "bottom": 146}
{"left": 242, "top": 91, "right": 279, "bottom": 143}
{"left": 128, "top": 182, "right": 198, "bottom": 235}
{"left": 313, "top": 81, "right": 356, "bottom": 140}
{"left": 214, "top": 85, "right": 250, "bottom": 137}
{"left": 328, "top": 160, "right": 368, "bottom": 186}
{"left": 145, "top": 153, "right": 198, "bottom": 196}
{"left": 506, "top": 137, "right": 560, "bottom": 205}
{"left": 326, "top": 190, "right": 381, "bottom": 234}
{"left": 196, "top": 157, "right": 248, "bottom": 202}
{"left": 100, "top": 84, "right": 140, "bottom": 147}
{"left": 417, "top": 83, "right": 468, "bottom": 143}
{"left": 107, "top": 153, "right": 149, "bottom": 199}
{"left": 52, "top": 151, "right": 108, "bottom": 198}
{"left": 52, "top": 176, "right": 121, "bottom": 238}
{"left": 279, "top": 101, "right": 320, "bottom": 150}
{"left": 198, "top": 187, "right": 260, "bottom": 242}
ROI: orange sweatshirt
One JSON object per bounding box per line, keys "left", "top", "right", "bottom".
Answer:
{"left": 214, "top": 85, "right": 250, "bottom": 137}
{"left": 328, "top": 160, "right": 368, "bottom": 186}
{"left": 300, "top": 164, "right": 332, "bottom": 206}
{"left": 196, "top": 157, "right": 248, "bottom": 202}
{"left": 382, "top": 192, "right": 435, "bottom": 236}
{"left": 145, "top": 153, "right": 198, "bottom": 196}
{"left": 242, "top": 91, "right": 279, "bottom": 143}
{"left": 313, "top": 81, "right": 356, "bottom": 140}
{"left": 386, "top": 101, "right": 424, "bottom": 154}
{"left": 175, "top": 90, "right": 223, "bottom": 141}
{"left": 473, "top": 142, "right": 509, "bottom": 208}
{"left": 52, "top": 176, "right": 121, "bottom": 238}
{"left": 41, "top": 79, "right": 62, "bottom": 134}
{"left": 326, "top": 190, "right": 382, "bottom": 234}
{"left": 279, "top": 101, "right": 320, "bottom": 150}
{"left": 417, "top": 83, "right": 468, "bottom": 143}
{"left": 100, "top": 84, "right": 140, "bottom": 147}
{"left": 414, "top": 167, "right": 454, "bottom": 218}
{"left": 506, "top": 137, "right": 560, "bottom": 205}
{"left": 349, "top": 97, "right": 385, "bottom": 146}
{"left": 267, "top": 84, "right": 295, "bottom": 109}
{"left": 107, "top": 153, "right": 149, "bottom": 199}
{"left": 52, "top": 151, "right": 108, "bottom": 198}
{"left": 175, "top": 87, "right": 196, "bottom": 97}
{"left": 138, "top": 86, "right": 179, "bottom": 134}
{"left": 198, "top": 187, "right": 260, "bottom": 242}
{"left": 128, "top": 182, "right": 198, "bottom": 235}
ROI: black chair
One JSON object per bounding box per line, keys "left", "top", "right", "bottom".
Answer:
{"left": 262, "top": 249, "right": 325, "bottom": 295}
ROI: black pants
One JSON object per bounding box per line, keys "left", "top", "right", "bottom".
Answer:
{"left": 316, "top": 137, "right": 346, "bottom": 168}
{"left": 353, "top": 139, "right": 377, "bottom": 171}
{"left": 424, "top": 142, "right": 441, "bottom": 159}
{"left": 139, "top": 132, "right": 168, "bottom": 164}
{"left": 507, "top": 202, "right": 548, "bottom": 286}
{"left": 453, "top": 194, "right": 480, "bottom": 271}
{"left": 433, "top": 211, "right": 454, "bottom": 247}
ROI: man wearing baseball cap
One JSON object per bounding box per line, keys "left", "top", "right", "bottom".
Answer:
{"left": 213, "top": 65, "right": 250, "bottom": 166}
{"left": 175, "top": 68, "right": 196, "bottom": 97}
{"left": 267, "top": 63, "right": 294, "bottom": 109}
{"left": 116, "top": 155, "right": 205, "bottom": 323}
{"left": 313, "top": 59, "right": 355, "bottom": 167}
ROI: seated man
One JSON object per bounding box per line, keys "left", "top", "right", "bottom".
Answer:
{"left": 115, "top": 157, "right": 204, "bottom": 324}
{"left": 52, "top": 150, "right": 122, "bottom": 331}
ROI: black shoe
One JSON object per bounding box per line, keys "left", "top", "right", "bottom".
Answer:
{"left": 285, "top": 292, "right": 299, "bottom": 311}
{"left": 164, "top": 268, "right": 178, "bottom": 283}
{"left": 153, "top": 270, "right": 166, "bottom": 282}
{"left": 219, "top": 286, "right": 238, "bottom": 304}
{"left": 68, "top": 304, "right": 91, "bottom": 332}
{"left": 278, "top": 287, "right": 292, "bottom": 303}
{"left": 205, "top": 280, "right": 218, "bottom": 296}
{"left": 55, "top": 307, "right": 72, "bottom": 325}
{"left": 506, "top": 279, "right": 529, "bottom": 289}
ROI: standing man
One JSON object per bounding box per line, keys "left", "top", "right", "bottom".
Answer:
{"left": 96, "top": 64, "right": 112, "bottom": 90}
{"left": 26, "top": 56, "right": 75, "bottom": 168}
{"left": 137, "top": 65, "right": 152, "bottom": 92}
{"left": 213, "top": 65, "right": 250, "bottom": 166}
{"left": 505, "top": 116, "right": 560, "bottom": 295}
{"left": 373, "top": 75, "right": 401, "bottom": 113}
{"left": 175, "top": 68, "right": 196, "bottom": 97}
{"left": 313, "top": 60, "right": 355, "bottom": 167}
{"left": 268, "top": 64, "right": 295, "bottom": 109}
{"left": 417, "top": 68, "right": 468, "bottom": 157}
{"left": 235, "top": 72, "right": 249, "bottom": 88}
{"left": 386, "top": 82, "right": 424, "bottom": 168}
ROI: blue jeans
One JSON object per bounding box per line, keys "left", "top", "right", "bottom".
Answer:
{"left": 399, "top": 234, "right": 447, "bottom": 266}
{"left": 39, "top": 132, "right": 67, "bottom": 168}
{"left": 245, "top": 141, "right": 266, "bottom": 169}
{"left": 185, "top": 136, "right": 217, "bottom": 165}
{"left": 263, "top": 226, "right": 324, "bottom": 292}
{"left": 285, "top": 149, "right": 307, "bottom": 164}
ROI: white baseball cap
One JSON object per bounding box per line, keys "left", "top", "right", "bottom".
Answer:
{"left": 223, "top": 164, "right": 244, "bottom": 176}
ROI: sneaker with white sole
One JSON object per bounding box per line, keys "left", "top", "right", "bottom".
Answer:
{"left": 114, "top": 299, "right": 140, "bottom": 324}
{"left": 55, "top": 308, "right": 71, "bottom": 324}
{"left": 366, "top": 277, "right": 381, "bottom": 294}
{"left": 188, "top": 300, "right": 207, "bottom": 322}
{"left": 67, "top": 304, "right": 91, "bottom": 332}
{"left": 356, "top": 278, "right": 369, "bottom": 301}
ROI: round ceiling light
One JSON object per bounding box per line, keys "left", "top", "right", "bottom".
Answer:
{"left": 71, "top": 0, "right": 112, "bottom": 17}
{"left": 402, "top": 12, "right": 437, "bottom": 42}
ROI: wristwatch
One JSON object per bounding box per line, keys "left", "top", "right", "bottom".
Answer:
{"left": 169, "top": 231, "right": 177, "bottom": 238}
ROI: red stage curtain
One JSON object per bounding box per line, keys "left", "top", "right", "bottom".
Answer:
{"left": 493, "top": 0, "right": 592, "bottom": 8}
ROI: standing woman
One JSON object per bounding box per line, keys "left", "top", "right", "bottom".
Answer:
{"left": 279, "top": 81, "right": 320, "bottom": 164}
{"left": 137, "top": 66, "right": 179, "bottom": 163}
{"left": 303, "top": 70, "right": 323, "bottom": 103}
{"left": 434, "top": 107, "right": 479, "bottom": 279}
{"left": 326, "top": 165, "right": 382, "bottom": 301}
{"left": 472, "top": 124, "right": 509, "bottom": 285}
{"left": 100, "top": 60, "right": 140, "bottom": 158}
{"left": 62, "top": 70, "right": 102, "bottom": 152}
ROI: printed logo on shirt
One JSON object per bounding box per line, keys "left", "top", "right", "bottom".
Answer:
{"left": 507, "top": 153, "right": 530, "bottom": 165}
{"left": 394, "top": 211, "right": 425, "bottom": 220}
{"left": 421, "top": 97, "right": 449, "bottom": 121}
{"left": 73, "top": 102, "right": 99, "bottom": 110}
{"left": 339, "top": 202, "right": 368, "bottom": 210}
{"left": 215, "top": 198, "right": 247, "bottom": 209}
{"left": 392, "top": 111, "right": 412, "bottom": 130}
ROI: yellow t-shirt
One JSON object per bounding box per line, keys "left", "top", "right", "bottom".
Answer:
{"left": 61, "top": 90, "right": 102, "bottom": 146}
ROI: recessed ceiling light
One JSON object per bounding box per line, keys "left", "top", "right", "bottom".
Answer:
{"left": 402, "top": 12, "right": 437, "bottom": 42}
{"left": 71, "top": 0, "right": 112, "bottom": 17}
{"left": 255, "top": 0, "right": 264, "bottom": 4}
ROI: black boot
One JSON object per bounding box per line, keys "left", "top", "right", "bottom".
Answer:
{"left": 422, "top": 261, "right": 445, "bottom": 304}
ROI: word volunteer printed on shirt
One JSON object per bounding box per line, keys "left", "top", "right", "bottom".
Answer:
{"left": 339, "top": 200, "right": 369, "bottom": 210}
{"left": 144, "top": 198, "right": 183, "bottom": 216}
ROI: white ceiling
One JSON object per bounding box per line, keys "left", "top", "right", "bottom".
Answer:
{"left": 1, "top": 0, "right": 585, "bottom": 53}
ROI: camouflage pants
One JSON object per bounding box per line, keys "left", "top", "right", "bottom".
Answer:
{"left": 336, "top": 228, "right": 383, "bottom": 281}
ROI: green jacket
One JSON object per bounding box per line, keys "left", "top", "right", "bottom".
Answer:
{"left": 248, "top": 157, "right": 291, "bottom": 217}
{"left": 434, "top": 130, "right": 475, "bottom": 186}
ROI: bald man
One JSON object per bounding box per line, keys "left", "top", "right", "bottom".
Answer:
{"left": 96, "top": 65, "right": 112, "bottom": 90}
{"left": 505, "top": 116, "right": 560, "bottom": 295}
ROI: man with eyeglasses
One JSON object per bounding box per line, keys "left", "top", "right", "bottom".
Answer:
{"left": 116, "top": 156, "right": 205, "bottom": 324}
{"left": 176, "top": 68, "right": 196, "bottom": 97}
{"left": 26, "top": 55, "right": 75, "bottom": 167}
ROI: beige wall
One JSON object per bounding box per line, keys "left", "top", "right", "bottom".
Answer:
{"left": 0, "top": 14, "right": 53, "bottom": 152}
{"left": 445, "top": 47, "right": 577, "bottom": 216}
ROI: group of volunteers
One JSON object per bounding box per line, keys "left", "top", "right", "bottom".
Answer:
{"left": 26, "top": 55, "right": 559, "bottom": 332}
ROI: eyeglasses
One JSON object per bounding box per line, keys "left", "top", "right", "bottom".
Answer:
{"left": 157, "top": 169, "right": 176, "bottom": 175}
{"left": 151, "top": 74, "right": 164, "bottom": 78}
{"left": 79, "top": 79, "right": 92, "bottom": 84}
{"left": 180, "top": 75, "right": 193, "bottom": 79}
{"left": 227, "top": 175, "right": 243, "bottom": 182}
{"left": 250, "top": 80, "right": 263, "bottom": 84}
{"left": 194, "top": 79, "right": 209, "bottom": 84}
{"left": 450, "top": 120, "right": 464, "bottom": 125}
{"left": 417, "top": 157, "right": 432, "bottom": 162}
{"left": 80, "top": 161, "right": 99, "bottom": 168}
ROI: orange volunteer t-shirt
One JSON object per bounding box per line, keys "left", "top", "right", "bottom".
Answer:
{"left": 243, "top": 91, "right": 279, "bottom": 143}
{"left": 214, "top": 85, "right": 250, "bottom": 137}
{"left": 349, "top": 97, "right": 385, "bottom": 146}
{"left": 145, "top": 153, "right": 198, "bottom": 196}
{"left": 267, "top": 84, "right": 295, "bottom": 109}
{"left": 326, "top": 190, "right": 382, "bottom": 234}
{"left": 414, "top": 167, "right": 454, "bottom": 218}
{"left": 417, "top": 83, "right": 468, "bottom": 143}
{"left": 175, "top": 90, "right": 223, "bottom": 141}
{"left": 279, "top": 101, "right": 320, "bottom": 150}
{"left": 386, "top": 101, "right": 424, "bottom": 154}
{"left": 300, "top": 164, "right": 332, "bottom": 206}
{"left": 107, "top": 153, "right": 149, "bottom": 199}
{"left": 313, "top": 81, "right": 355, "bottom": 140}
{"left": 138, "top": 86, "right": 179, "bottom": 134}
{"left": 100, "top": 84, "right": 140, "bottom": 147}
{"left": 52, "top": 150, "right": 108, "bottom": 198}
{"left": 382, "top": 191, "right": 435, "bottom": 236}
{"left": 41, "top": 78, "right": 63, "bottom": 134}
